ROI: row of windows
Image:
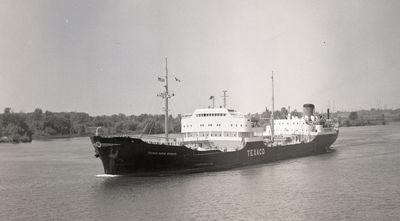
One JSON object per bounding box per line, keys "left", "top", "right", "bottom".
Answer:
{"left": 196, "top": 113, "right": 227, "bottom": 117}
{"left": 186, "top": 132, "right": 238, "bottom": 137}
{"left": 276, "top": 122, "right": 305, "bottom": 125}
{"left": 276, "top": 129, "right": 306, "bottom": 132}
{"left": 183, "top": 124, "right": 247, "bottom": 128}
{"left": 231, "top": 124, "right": 243, "bottom": 127}
{"left": 199, "top": 123, "right": 223, "bottom": 127}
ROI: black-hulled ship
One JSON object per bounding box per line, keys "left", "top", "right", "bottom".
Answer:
{"left": 90, "top": 59, "right": 339, "bottom": 175}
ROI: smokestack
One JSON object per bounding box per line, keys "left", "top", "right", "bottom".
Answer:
{"left": 303, "top": 104, "right": 315, "bottom": 119}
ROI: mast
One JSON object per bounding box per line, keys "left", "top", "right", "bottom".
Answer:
{"left": 222, "top": 90, "right": 228, "bottom": 108}
{"left": 271, "top": 71, "right": 275, "bottom": 142}
{"left": 209, "top": 96, "right": 215, "bottom": 108}
{"left": 157, "top": 58, "right": 172, "bottom": 142}
{"left": 212, "top": 97, "right": 215, "bottom": 108}
{"left": 164, "top": 57, "right": 169, "bottom": 141}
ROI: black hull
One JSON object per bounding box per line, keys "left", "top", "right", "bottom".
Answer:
{"left": 90, "top": 132, "right": 338, "bottom": 175}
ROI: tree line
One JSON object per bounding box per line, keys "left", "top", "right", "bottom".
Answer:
{"left": 0, "top": 108, "right": 181, "bottom": 143}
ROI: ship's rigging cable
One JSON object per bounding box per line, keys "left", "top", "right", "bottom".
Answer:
{"left": 147, "top": 120, "right": 155, "bottom": 135}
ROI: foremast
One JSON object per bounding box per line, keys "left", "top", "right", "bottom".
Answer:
{"left": 157, "top": 58, "right": 174, "bottom": 142}
{"left": 165, "top": 58, "right": 169, "bottom": 141}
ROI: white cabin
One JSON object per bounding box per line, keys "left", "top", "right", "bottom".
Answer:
{"left": 266, "top": 116, "right": 331, "bottom": 136}
{"left": 267, "top": 118, "right": 312, "bottom": 135}
{"left": 181, "top": 108, "right": 253, "bottom": 140}
{"left": 181, "top": 108, "right": 254, "bottom": 151}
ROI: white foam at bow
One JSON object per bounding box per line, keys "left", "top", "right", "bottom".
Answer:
{"left": 95, "top": 174, "right": 121, "bottom": 178}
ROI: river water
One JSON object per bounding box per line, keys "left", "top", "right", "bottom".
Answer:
{"left": 1, "top": 123, "right": 400, "bottom": 220}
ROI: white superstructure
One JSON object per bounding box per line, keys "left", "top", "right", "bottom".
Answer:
{"left": 266, "top": 116, "right": 333, "bottom": 136}
{"left": 181, "top": 108, "right": 253, "bottom": 140}
{"left": 265, "top": 103, "right": 337, "bottom": 138}
{"left": 181, "top": 108, "right": 254, "bottom": 151}
{"left": 178, "top": 104, "right": 337, "bottom": 151}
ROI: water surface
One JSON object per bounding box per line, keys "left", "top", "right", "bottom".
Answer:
{"left": 1, "top": 123, "right": 400, "bottom": 220}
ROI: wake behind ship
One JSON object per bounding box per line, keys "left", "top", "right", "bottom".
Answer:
{"left": 89, "top": 59, "right": 339, "bottom": 175}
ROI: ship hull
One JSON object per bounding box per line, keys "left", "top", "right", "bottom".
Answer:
{"left": 91, "top": 132, "right": 338, "bottom": 175}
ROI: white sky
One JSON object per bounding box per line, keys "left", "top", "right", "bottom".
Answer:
{"left": 1, "top": 0, "right": 399, "bottom": 115}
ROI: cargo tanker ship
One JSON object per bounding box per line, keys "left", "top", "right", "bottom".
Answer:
{"left": 90, "top": 59, "right": 338, "bottom": 175}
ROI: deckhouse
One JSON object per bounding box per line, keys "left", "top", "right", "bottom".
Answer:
{"left": 266, "top": 117, "right": 321, "bottom": 136}
{"left": 265, "top": 103, "right": 337, "bottom": 137}
{"left": 181, "top": 108, "right": 253, "bottom": 141}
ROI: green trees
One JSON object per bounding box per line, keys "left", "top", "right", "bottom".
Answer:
{"left": 0, "top": 107, "right": 187, "bottom": 142}
{"left": 43, "top": 112, "right": 71, "bottom": 135}
{"left": 348, "top": 112, "right": 359, "bottom": 120}
{"left": 0, "top": 108, "right": 32, "bottom": 143}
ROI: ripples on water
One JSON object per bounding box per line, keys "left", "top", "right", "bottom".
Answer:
{"left": 1, "top": 123, "right": 400, "bottom": 220}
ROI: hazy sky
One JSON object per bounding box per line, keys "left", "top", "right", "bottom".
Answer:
{"left": 1, "top": 0, "right": 399, "bottom": 116}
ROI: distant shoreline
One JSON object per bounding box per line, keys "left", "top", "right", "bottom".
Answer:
{"left": 1, "top": 107, "right": 399, "bottom": 144}
{"left": 32, "top": 134, "right": 89, "bottom": 141}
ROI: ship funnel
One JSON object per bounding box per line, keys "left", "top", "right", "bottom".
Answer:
{"left": 303, "top": 104, "right": 315, "bottom": 119}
